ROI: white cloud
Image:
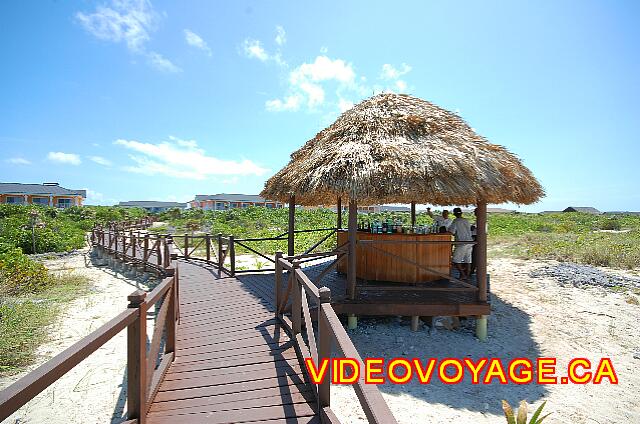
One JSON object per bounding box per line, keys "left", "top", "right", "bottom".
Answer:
{"left": 184, "top": 29, "right": 211, "bottom": 56}
{"left": 86, "top": 189, "right": 105, "bottom": 203}
{"left": 266, "top": 94, "right": 303, "bottom": 112}
{"left": 291, "top": 56, "right": 355, "bottom": 84}
{"left": 47, "top": 152, "right": 81, "bottom": 165}
{"left": 6, "top": 157, "right": 31, "bottom": 165}
{"left": 147, "top": 52, "right": 182, "bottom": 73}
{"left": 75, "top": 0, "right": 156, "bottom": 52}
{"left": 380, "top": 63, "right": 412, "bottom": 80}
{"left": 243, "top": 38, "right": 269, "bottom": 61}
{"left": 267, "top": 55, "right": 359, "bottom": 110}
{"left": 76, "top": 0, "right": 180, "bottom": 73}
{"left": 275, "top": 26, "right": 286, "bottom": 46}
{"left": 90, "top": 156, "right": 112, "bottom": 166}
{"left": 114, "top": 137, "right": 268, "bottom": 180}
{"left": 395, "top": 80, "right": 408, "bottom": 92}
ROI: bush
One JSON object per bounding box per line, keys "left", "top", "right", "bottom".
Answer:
{"left": 0, "top": 248, "right": 51, "bottom": 296}
{"left": 599, "top": 218, "right": 621, "bottom": 231}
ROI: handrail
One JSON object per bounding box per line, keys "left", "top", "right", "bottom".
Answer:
{"left": 274, "top": 252, "right": 398, "bottom": 424}
{"left": 0, "top": 222, "right": 180, "bottom": 423}
{"left": 0, "top": 309, "right": 137, "bottom": 422}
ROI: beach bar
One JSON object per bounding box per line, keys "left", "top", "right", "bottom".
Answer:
{"left": 262, "top": 93, "right": 543, "bottom": 338}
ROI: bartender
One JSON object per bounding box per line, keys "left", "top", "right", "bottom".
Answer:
{"left": 427, "top": 207, "right": 452, "bottom": 232}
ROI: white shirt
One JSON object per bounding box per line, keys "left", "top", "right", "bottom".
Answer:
{"left": 449, "top": 217, "right": 473, "bottom": 241}
{"left": 434, "top": 216, "right": 452, "bottom": 229}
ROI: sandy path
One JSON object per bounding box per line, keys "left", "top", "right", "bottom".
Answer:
{"left": 330, "top": 258, "right": 640, "bottom": 424}
{"left": 0, "top": 250, "right": 154, "bottom": 424}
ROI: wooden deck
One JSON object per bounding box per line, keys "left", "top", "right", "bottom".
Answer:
{"left": 146, "top": 260, "right": 319, "bottom": 423}
{"left": 237, "top": 262, "right": 491, "bottom": 318}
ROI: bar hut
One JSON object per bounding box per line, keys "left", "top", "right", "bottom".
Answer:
{"left": 261, "top": 93, "right": 543, "bottom": 339}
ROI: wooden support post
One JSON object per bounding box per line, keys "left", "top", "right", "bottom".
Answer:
{"left": 476, "top": 201, "right": 488, "bottom": 341}
{"left": 411, "top": 201, "right": 416, "bottom": 227}
{"left": 288, "top": 195, "right": 295, "bottom": 256}
{"left": 336, "top": 196, "right": 342, "bottom": 229}
{"left": 317, "top": 287, "right": 331, "bottom": 409}
{"left": 291, "top": 261, "right": 301, "bottom": 335}
{"left": 156, "top": 237, "right": 162, "bottom": 266}
{"left": 131, "top": 232, "right": 136, "bottom": 259}
{"left": 184, "top": 234, "right": 189, "bottom": 258}
{"left": 127, "top": 290, "right": 147, "bottom": 423}
{"left": 229, "top": 235, "right": 236, "bottom": 277}
{"left": 217, "top": 233, "right": 223, "bottom": 278}
{"left": 347, "top": 199, "right": 358, "bottom": 300}
{"left": 165, "top": 278, "right": 176, "bottom": 355}
{"left": 274, "top": 251, "right": 283, "bottom": 318}
{"left": 476, "top": 201, "right": 487, "bottom": 302}
{"left": 205, "top": 234, "right": 211, "bottom": 262}
{"left": 410, "top": 316, "right": 420, "bottom": 332}
{"left": 164, "top": 237, "right": 173, "bottom": 269}
{"left": 143, "top": 235, "right": 149, "bottom": 272}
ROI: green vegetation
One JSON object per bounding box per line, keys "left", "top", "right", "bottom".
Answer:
{"left": 489, "top": 213, "right": 640, "bottom": 269}
{"left": 0, "top": 204, "right": 144, "bottom": 375}
{"left": 502, "top": 400, "right": 550, "bottom": 424}
{"left": 0, "top": 204, "right": 147, "bottom": 254}
{"left": 153, "top": 208, "right": 640, "bottom": 270}
{"left": 0, "top": 271, "right": 90, "bottom": 375}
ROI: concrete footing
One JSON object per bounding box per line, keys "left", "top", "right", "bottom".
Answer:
{"left": 410, "top": 316, "right": 420, "bottom": 331}
{"left": 476, "top": 315, "right": 488, "bottom": 341}
{"left": 347, "top": 314, "right": 358, "bottom": 329}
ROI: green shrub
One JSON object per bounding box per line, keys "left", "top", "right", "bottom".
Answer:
{"left": 599, "top": 218, "right": 621, "bottom": 231}
{"left": 0, "top": 248, "right": 51, "bottom": 296}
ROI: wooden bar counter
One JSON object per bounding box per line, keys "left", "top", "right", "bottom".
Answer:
{"left": 337, "top": 230, "right": 452, "bottom": 283}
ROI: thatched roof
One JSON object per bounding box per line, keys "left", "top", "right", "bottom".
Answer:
{"left": 261, "top": 93, "right": 544, "bottom": 206}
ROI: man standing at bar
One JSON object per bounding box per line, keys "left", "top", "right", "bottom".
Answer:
{"left": 427, "top": 207, "right": 452, "bottom": 231}
{"left": 449, "top": 207, "right": 473, "bottom": 281}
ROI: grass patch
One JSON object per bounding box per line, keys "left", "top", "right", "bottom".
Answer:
{"left": 0, "top": 271, "right": 89, "bottom": 376}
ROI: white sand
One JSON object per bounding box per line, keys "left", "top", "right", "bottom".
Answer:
{"left": 330, "top": 258, "right": 640, "bottom": 423}
{"left": 0, "top": 250, "right": 155, "bottom": 424}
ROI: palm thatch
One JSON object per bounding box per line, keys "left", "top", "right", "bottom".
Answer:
{"left": 261, "top": 93, "right": 544, "bottom": 206}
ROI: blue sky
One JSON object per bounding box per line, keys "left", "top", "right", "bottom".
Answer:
{"left": 1, "top": 0, "right": 638, "bottom": 211}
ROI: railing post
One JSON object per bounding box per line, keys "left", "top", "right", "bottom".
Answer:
{"left": 288, "top": 195, "right": 296, "bottom": 256}
{"left": 183, "top": 234, "right": 189, "bottom": 258}
{"left": 143, "top": 235, "right": 149, "bottom": 272}
{"left": 164, "top": 236, "right": 173, "bottom": 269}
{"left": 127, "top": 290, "right": 147, "bottom": 423}
{"left": 156, "top": 237, "right": 162, "bottom": 266}
{"left": 205, "top": 234, "right": 211, "bottom": 262}
{"left": 274, "top": 251, "right": 283, "bottom": 318}
{"left": 217, "top": 233, "right": 223, "bottom": 278}
{"left": 291, "top": 261, "right": 301, "bottom": 335}
{"left": 229, "top": 235, "right": 236, "bottom": 277}
{"left": 131, "top": 232, "right": 136, "bottom": 259}
{"left": 318, "top": 287, "right": 332, "bottom": 409}
{"left": 165, "top": 274, "right": 177, "bottom": 354}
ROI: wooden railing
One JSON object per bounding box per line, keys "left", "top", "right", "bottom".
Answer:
{"left": 274, "top": 251, "right": 398, "bottom": 424}
{"left": 170, "top": 227, "right": 338, "bottom": 275}
{"left": 105, "top": 216, "right": 156, "bottom": 232}
{"left": 0, "top": 225, "right": 178, "bottom": 424}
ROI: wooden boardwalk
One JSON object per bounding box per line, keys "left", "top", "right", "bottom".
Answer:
{"left": 146, "top": 260, "right": 319, "bottom": 423}
{"left": 0, "top": 225, "right": 397, "bottom": 424}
